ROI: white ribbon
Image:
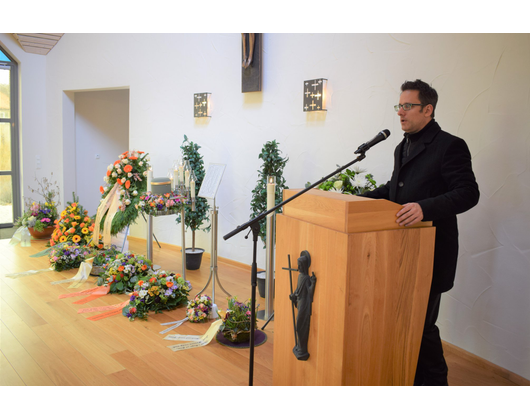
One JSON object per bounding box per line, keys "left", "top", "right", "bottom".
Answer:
{"left": 5, "top": 267, "right": 53, "bottom": 278}
{"left": 67, "top": 257, "right": 95, "bottom": 288}
{"left": 9, "top": 226, "right": 32, "bottom": 247}
{"left": 92, "top": 183, "right": 121, "bottom": 248}
{"left": 159, "top": 317, "right": 188, "bottom": 334}
{"left": 165, "top": 319, "right": 223, "bottom": 352}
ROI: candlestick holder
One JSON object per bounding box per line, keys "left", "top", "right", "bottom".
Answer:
{"left": 172, "top": 168, "right": 197, "bottom": 280}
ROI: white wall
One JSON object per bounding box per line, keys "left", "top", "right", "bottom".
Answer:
{"left": 1, "top": 33, "right": 529, "bottom": 380}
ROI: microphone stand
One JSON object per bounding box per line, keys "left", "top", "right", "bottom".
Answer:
{"left": 224, "top": 148, "right": 373, "bottom": 386}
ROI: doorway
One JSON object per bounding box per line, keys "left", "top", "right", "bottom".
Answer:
{"left": 72, "top": 89, "right": 129, "bottom": 215}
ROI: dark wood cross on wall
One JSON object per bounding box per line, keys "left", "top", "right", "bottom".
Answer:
{"left": 241, "top": 33, "right": 262, "bottom": 93}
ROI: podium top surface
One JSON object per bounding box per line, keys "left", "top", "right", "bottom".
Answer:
{"left": 282, "top": 189, "right": 432, "bottom": 234}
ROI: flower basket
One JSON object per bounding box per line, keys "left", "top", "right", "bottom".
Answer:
{"left": 89, "top": 246, "right": 120, "bottom": 277}
{"left": 222, "top": 321, "right": 252, "bottom": 343}
{"left": 217, "top": 297, "right": 258, "bottom": 343}
{"left": 90, "top": 265, "right": 106, "bottom": 277}
{"left": 28, "top": 226, "right": 55, "bottom": 239}
{"left": 15, "top": 174, "right": 60, "bottom": 241}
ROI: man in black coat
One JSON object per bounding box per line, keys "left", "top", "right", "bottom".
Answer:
{"left": 362, "top": 79, "right": 479, "bottom": 385}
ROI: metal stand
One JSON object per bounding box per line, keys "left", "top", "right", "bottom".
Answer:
{"left": 197, "top": 199, "right": 231, "bottom": 301}
{"left": 180, "top": 207, "right": 186, "bottom": 281}
{"left": 146, "top": 215, "right": 165, "bottom": 270}
{"left": 145, "top": 194, "right": 190, "bottom": 280}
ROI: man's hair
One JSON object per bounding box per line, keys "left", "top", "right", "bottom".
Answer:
{"left": 401, "top": 79, "right": 438, "bottom": 118}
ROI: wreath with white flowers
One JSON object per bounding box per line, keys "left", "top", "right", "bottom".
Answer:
{"left": 99, "top": 150, "right": 150, "bottom": 235}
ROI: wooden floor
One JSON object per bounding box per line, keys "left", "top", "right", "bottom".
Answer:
{"left": 0, "top": 236, "right": 528, "bottom": 387}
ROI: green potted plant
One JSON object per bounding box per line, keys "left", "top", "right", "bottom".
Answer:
{"left": 176, "top": 135, "right": 211, "bottom": 269}
{"left": 310, "top": 166, "right": 379, "bottom": 195}
{"left": 249, "top": 140, "right": 289, "bottom": 297}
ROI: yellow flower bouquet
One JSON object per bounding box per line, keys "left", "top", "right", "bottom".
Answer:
{"left": 50, "top": 193, "right": 99, "bottom": 247}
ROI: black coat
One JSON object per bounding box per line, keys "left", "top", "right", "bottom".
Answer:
{"left": 362, "top": 121, "right": 479, "bottom": 293}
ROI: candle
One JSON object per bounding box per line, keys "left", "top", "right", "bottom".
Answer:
{"left": 147, "top": 167, "right": 153, "bottom": 192}
{"left": 190, "top": 178, "right": 196, "bottom": 199}
{"left": 170, "top": 174, "right": 175, "bottom": 190}
{"left": 185, "top": 169, "right": 190, "bottom": 188}
{"left": 179, "top": 164, "right": 184, "bottom": 183}
{"left": 267, "top": 176, "right": 276, "bottom": 210}
{"left": 173, "top": 168, "right": 178, "bottom": 188}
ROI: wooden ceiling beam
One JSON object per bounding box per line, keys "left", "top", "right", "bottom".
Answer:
{"left": 12, "top": 33, "right": 64, "bottom": 55}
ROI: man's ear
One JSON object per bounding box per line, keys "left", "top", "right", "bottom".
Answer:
{"left": 424, "top": 104, "right": 434, "bottom": 118}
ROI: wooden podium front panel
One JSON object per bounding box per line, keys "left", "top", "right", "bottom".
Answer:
{"left": 273, "top": 214, "right": 435, "bottom": 386}
{"left": 273, "top": 214, "right": 351, "bottom": 385}
{"left": 343, "top": 228, "right": 435, "bottom": 385}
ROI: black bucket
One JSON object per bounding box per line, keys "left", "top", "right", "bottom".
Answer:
{"left": 185, "top": 248, "right": 204, "bottom": 270}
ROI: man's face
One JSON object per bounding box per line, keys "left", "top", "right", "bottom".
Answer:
{"left": 397, "top": 90, "right": 432, "bottom": 134}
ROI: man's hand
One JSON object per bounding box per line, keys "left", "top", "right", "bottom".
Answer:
{"left": 396, "top": 203, "right": 423, "bottom": 227}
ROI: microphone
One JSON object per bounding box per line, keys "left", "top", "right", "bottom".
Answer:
{"left": 354, "top": 129, "right": 391, "bottom": 154}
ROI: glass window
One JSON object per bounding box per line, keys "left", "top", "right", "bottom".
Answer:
{"left": 0, "top": 174, "right": 13, "bottom": 224}
{"left": 0, "top": 49, "right": 10, "bottom": 62}
{"left": 0, "top": 67, "right": 11, "bottom": 119}
{"left": 0, "top": 122, "right": 11, "bottom": 170}
{"left": 0, "top": 45, "right": 19, "bottom": 228}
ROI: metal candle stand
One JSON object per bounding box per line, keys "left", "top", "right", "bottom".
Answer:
{"left": 146, "top": 167, "right": 195, "bottom": 282}
{"left": 197, "top": 198, "right": 231, "bottom": 302}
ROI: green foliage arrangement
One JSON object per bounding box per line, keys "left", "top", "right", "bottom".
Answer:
{"left": 176, "top": 135, "right": 211, "bottom": 250}
{"left": 312, "top": 167, "right": 378, "bottom": 195}
{"left": 249, "top": 140, "right": 289, "bottom": 244}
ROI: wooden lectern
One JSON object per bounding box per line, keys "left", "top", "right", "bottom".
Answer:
{"left": 272, "top": 189, "right": 436, "bottom": 386}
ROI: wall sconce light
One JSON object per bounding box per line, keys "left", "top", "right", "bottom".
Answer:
{"left": 194, "top": 92, "right": 211, "bottom": 118}
{"left": 303, "top": 78, "right": 327, "bottom": 112}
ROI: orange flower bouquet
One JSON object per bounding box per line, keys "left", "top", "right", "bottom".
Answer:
{"left": 99, "top": 150, "right": 150, "bottom": 235}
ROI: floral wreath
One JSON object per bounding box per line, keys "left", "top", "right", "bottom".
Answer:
{"left": 49, "top": 242, "right": 92, "bottom": 272}
{"left": 123, "top": 270, "right": 191, "bottom": 321}
{"left": 99, "top": 150, "right": 150, "bottom": 235}
{"left": 96, "top": 252, "right": 154, "bottom": 293}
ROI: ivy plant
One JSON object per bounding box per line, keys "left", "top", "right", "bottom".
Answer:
{"left": 249, "top": 140, "right": 289, "bottom": 245}
{"left": 176, "top": 135, "right": 211, "bottom": 250}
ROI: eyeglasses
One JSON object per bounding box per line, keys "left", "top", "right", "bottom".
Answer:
{"left": 394, "top": 103, "right": 423, "bottom": 112}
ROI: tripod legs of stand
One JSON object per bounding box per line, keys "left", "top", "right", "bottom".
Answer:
{"left": 261, "top": 311, "right": 274, "bottom": 330}
{"left": 196, "top": 206, "right": 231, "bottom": 301}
